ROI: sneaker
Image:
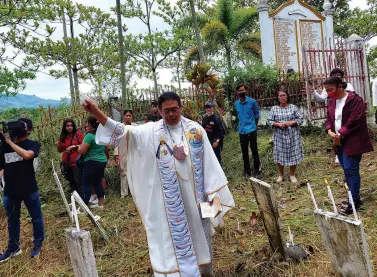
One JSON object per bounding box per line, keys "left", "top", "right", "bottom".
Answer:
{"left": 0, "top": 248, "right": 22, "bottom": 263}
{"left": 335, "top": 156, "right": 339, "bottom": 164}
{"left": 89, "top": 195, "right": 98, "bottom": 205}
{"left": 290, "top": 176, "right": 298, "bottom": 183}
{"left": 253, "top": 170, "right": 262, "bottom": 179}
{"left": 31, "top": 245, "right": 42, "bottom": 258}
{"left": 340, "top": 200, "right": 363, "bottom": 215}
{"left": 90, "top": 204, "right": 104, "bottom": 210}
{"left": 243, "top": 172, "right": 252, "bottom": 179}
{"left": 276, "top": 176, "right": 283, "bottom": 183}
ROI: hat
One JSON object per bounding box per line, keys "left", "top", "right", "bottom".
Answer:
{"left": 204, "top": 101, "right": 214, "bottom": 107}
{"left": 19, "top": 118, "right": 33, "bottom": 131}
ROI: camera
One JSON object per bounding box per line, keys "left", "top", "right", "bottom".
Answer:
{"left": 0, "top": 120, "right": 28, "bottom": 142}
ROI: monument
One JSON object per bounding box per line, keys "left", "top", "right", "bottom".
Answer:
{"left": 258, "top": 0, "right": 334, "bottom": 73}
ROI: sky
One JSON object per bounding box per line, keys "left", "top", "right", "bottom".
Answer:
{"left": 14, "top": 0, "right": 376, "bottom": 100}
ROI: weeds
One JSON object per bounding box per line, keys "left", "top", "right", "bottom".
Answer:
{"left": 0, "top": 130, "right": 376, "bottom": 276}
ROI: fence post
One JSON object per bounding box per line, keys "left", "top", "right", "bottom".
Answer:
{"left": 65, "top": 228, "right": 99, "bottom": 277}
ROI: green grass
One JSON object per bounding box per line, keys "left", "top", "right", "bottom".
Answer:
{"left": 1, "top": 129, "right": 377, "bottom": 276}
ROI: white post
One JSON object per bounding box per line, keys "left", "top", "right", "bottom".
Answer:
{"left": 258, "top": 0, "right": 275, "bottom": 65}
{"left": 307, "top": 182, "right": 318, "bottom": 211}
{"left": 65, "top": 228, "right": 99, "bottom": 277}
{"left": 323, "top": 0, "right": 334, "bottom": 42}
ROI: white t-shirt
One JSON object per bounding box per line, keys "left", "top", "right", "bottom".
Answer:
{"left": 335, "top": 94, "right": 348, "bottom": 134}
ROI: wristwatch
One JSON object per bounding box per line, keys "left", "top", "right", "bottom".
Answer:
{"left": 216, "top": 139, "right": 220, "bottom": 143}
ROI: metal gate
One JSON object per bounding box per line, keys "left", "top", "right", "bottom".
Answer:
{"left": 302, "top": 38, "right": 370, "bottom": 120}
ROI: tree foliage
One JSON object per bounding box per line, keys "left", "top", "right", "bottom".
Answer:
{"left": 0, "top": 67, "right": 36, "bottom": 97}
{"left": 200, "top": 0, "right": 260, "bottom": 74}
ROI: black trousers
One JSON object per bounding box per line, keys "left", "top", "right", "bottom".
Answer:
{"left": 213, "top": 145, "right": 222, "bottom": 166}
{"left": 65, "top": 166, "right": 83, "bottom": 196}
{"left": 239, "top": 131, "right": 260, "bottom": 175}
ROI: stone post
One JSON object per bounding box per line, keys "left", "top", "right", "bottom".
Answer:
{"left": 65, "top": 228, "right": 99, "bottom": 277}
{"left": 323, "top": 0, "right": 334, "bottom": 46}
{"left": 258, "top": 0, "right": 276, "bottom": 66}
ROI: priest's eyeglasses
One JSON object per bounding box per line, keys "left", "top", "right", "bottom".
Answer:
{"left": 162, "top": 108, "right": 179, "bottom": 115}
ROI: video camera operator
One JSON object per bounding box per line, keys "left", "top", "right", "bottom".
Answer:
{"left": 0, "top": 119, "right": 44, "bottom": 263}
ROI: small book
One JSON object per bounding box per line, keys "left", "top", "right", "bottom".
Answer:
{"left": 200, "top": 197, "right": 222, "bottom": 218}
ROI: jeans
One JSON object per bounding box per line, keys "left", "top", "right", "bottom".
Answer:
{"left": 239, "top": 130, "right": 260, "bottom": 175}
{"left": 82, "top": 160, "right": 106, "bottom": 204}
{"left": 337, "top": 145, "right": 362, "bottom": 202}
{"left": 4, "top": 191, "right": 45, "bottom": 251}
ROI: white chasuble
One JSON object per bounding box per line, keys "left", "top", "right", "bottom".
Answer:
{"left": 96, "top": 117, "right": 235, "bottom": 276}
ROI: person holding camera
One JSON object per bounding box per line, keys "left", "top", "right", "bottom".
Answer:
{"left": 56, "top": 119, "right": 84, "bottom": 194}
{"left": 0, "top": 119, "right": 44, "bottom": 262}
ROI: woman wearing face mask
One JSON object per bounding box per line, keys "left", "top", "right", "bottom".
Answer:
{"left": 267, "top": 88, "right": 304, "bottom": 183}
{"left": 324, "top": 77, "right": 373, "bottom": 214}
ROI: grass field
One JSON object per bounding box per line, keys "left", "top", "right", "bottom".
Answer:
{"left": 1, "top": 128, "right": 377, "bottom": 276}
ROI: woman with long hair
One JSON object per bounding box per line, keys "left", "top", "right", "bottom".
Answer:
{"left": 267, "top": 88, "right": 304, "bottom": 183}
{"left": 67, "top": 116, "right": 107, "bottom": 208}
{"left": 324, "top": 77, "right": 373, "bottom": 214}
{"left": 56, "top": 119, "right": 84, "bottom": 193}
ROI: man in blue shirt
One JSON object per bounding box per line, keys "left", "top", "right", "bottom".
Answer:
{"left": 234, "top": 83, "right": 261, "bottom": 178}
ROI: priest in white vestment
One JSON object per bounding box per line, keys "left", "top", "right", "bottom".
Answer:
{"left": 82, "top": 92, "right": 235, "bottom": 277}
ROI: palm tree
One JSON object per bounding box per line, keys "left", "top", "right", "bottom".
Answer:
{"left": 201, "top": 0, "right": 261, "bottom": 73}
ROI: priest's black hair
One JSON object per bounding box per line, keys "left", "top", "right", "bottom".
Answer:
{"left": 158, "top": 92, "right": 181, "bottom": 109}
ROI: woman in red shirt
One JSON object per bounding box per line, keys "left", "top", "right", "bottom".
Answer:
{"left": 56, "top": 119, "right": 84, "bottom": 194}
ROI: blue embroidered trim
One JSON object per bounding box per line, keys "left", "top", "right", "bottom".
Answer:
{"left": 186, "top": 125, "right": 205, "bottom": 205}
{"left": 110, "top": 123, "right": 125, "bottom": 147}
{"left": 155, "top": 121, "right": 200, "bottom": 277}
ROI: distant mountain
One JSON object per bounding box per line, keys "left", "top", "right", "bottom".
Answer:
{"left": 0, "top": 94, "right": 62, "bottom": 112}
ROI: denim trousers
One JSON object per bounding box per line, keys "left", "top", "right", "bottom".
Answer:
{"left": 82, "top": 160, "right": 106, "bottom": 204}
{"left": 4, "top": 191, "right": 45, "bottom": 251}
{"left": 337, "top": 145, "right": 362, "bottom": 202}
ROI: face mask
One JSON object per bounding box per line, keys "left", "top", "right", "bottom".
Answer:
{"left": 238, "top": 92, "right": 246, "bottom": 98}
{"left": 327, "top": 86, "right": 341, "bottom": 99}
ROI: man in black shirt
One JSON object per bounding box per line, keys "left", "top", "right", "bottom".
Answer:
{"left": 202, "top": 101, "right": 225, "bottom": 165}
{"left": 0, "top": 119, "right": 44, "bottom": 262}
{"left": 145, "top": 101, "right": 161, "bottom": 122}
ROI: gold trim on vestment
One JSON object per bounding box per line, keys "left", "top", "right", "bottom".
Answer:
{"left": 206, "top": 183, "right": 228, "bottom": 196}
{"left": 198, "top": 261, "right": 213, "bottom": 266}
{"left": 153, "top": 268, "right": 180, "bottom": 274}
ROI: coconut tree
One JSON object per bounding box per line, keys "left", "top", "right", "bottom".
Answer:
{"left": 201, "top": 0, "right": 261, "bottom": 73}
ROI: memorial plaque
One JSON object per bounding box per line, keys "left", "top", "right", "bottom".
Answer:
{"left": 300, "top": 20, "right": 324, "bottom": 75}
{"left": 273, "top": 18, "right": 299, "bottom": 72}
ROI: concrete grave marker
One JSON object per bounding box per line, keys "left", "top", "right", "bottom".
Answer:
{"left": 250, "top": 177, "right": 286, "bottom": 259}
{"left": 307, "top": 182, "right": 373, "bottom": 277}
{"left": 315, "top": 210, "right": 373, "bottom": 277}
{"left": 65, "top": 228, "right": 99, "bottom": 277}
